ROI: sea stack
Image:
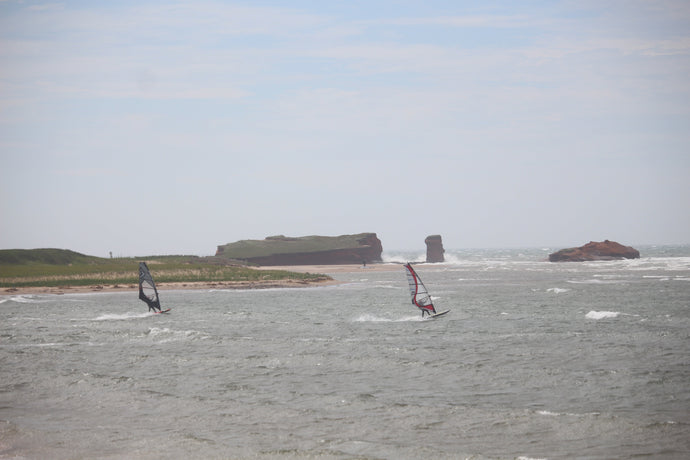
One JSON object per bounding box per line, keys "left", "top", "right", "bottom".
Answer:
{"left": 548, "top": 240, "right": 640, "bottom": 262}
{"left": 425, "top": 235, "right": 445, "bottom": 263}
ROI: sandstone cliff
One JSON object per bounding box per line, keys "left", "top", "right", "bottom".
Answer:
{"left": 425, "top": 235, "right": 445, "bottom": 263}
{"left": 215, "top": 233, "right": 383, "bottom": 266}
{"left": 549, "top": 240, "right": 640, "bottom": 262}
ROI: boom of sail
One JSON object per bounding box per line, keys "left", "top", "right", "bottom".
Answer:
{"left": 138, "top": 262, "right": 161, "bottom": 312}
{"left": 404, "top": 263, "right": 436, "bottom": 316}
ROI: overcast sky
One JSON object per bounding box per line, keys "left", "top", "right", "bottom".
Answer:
{"left": 1, "top": 0, "right": 689, "bottom": 256}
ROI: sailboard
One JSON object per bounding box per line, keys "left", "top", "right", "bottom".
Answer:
{"left": 404, "top": 263, "right": 449, "bottom": 319}
{"left": 138, "top": 262, "right": 169, "bottom": 314}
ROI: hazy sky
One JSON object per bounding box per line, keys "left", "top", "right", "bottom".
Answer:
{"left": 1, "top": 0, "right": 689, "bottom": 256}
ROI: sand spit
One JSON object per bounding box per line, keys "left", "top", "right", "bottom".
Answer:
{"left": 1, "top": 263, "right": 415, "bottom": 295}
{"left": 2, "top": 277, "right": 338, "bottom": 296}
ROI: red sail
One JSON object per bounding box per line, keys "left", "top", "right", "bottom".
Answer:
{"left": 404, "top": 263, "right": 436, "bottom": 314}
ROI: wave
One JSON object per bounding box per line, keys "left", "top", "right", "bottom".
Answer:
{"left": 1, "top": 295, "right": 48, "bottom": 304}
{"left": 383, "top": 250, "right": 690, "bottom": 274}
{"left": 586, "top": 311, "right": 620, "bottom": 320}
{"left": 382, "top": 252, "right": 425, "bottom": 264}
{"left": 353, "top": 313, "right": 424, "bottom": 322}
{"left": 567, "top": 279, "right": 628, "bottom": 285}
{"left": 537, "top": 409, "right": 601, "bottom": 417}
{"left": 93, "top": 312, "right": 153, "bottom": 321}
{"left": 547, "top": 287, "right": 570, "bottom": 294}
{"left": 144, "top": 327, "right": 206, "bottom": 343}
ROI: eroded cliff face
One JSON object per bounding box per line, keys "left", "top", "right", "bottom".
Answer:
{"left": 425, "top": 235, "right": 445, "bottom": 263}
{"left": 215, "top": 233, "right": 383, "bottom": 265}
{"left": 549, "top": 240, "right": 640, "bottom": 262}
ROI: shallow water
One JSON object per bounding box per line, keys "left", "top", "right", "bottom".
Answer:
{"left": 1, "top": 247, "right": 689, "bottom": 459}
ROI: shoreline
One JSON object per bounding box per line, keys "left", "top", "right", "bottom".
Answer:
{"left": 255, "top": 262, "right": 404, "bottom": 273}
{"left": 1, "top": 278, "right": 338, "bottom": 296}
{"left": 1, "top": 263, "right": 404, "bottom": 295}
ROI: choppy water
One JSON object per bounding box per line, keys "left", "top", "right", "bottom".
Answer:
{"left": 1, "top": 246, "right": 689, "bottom": 459}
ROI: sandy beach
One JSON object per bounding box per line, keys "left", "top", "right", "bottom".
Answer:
{"left": 1, "top": 263, "right": 404, "bottom": 296}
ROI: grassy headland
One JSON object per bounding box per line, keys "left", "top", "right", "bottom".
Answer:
{"left": 216, "top": 233, "right": 376, "bottom": 258}
{"left": 0, "top": 249, "right": 331, "bottom": 290}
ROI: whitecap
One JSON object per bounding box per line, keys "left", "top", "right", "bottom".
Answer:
{"left": 537, "top": 409, "right": 601, "bottom": 417}
{"left": 586, "top": 311, "right": 620, "bottom": 320}
{"left": 547, "top": 287, "right": 569, "bottom": 294}
{"left": 353, "top": 314, "right": 423, "bottom": 322}
{"left": 145, "top": 327, "right": 205, "bottom": 343}
{"left": 567, "top": 279, "right": 623, "bottom": 284}
{"left": 93, "top": 312, "right": 152, "bottom": 321}
{"left": 5, "top": 295, "right": 44, "bottom": 303}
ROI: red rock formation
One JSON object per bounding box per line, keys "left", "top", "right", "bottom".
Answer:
{"left": 549, "top": 240, "right": 640, "bottom": 262}
{"left": 425, "top": 235, "right": 445, "bottom": 263}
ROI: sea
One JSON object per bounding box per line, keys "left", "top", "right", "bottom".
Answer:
{"left": 1, "top": 246, "right": 689, "bottom": 459}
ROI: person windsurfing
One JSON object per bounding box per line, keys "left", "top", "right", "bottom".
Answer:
{"left": 139, "top": 262, "right": 163, "bottom": 313}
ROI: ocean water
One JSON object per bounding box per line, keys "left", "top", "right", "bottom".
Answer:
{"left": 1, "top": 246, "right": 689, "bottom": 459}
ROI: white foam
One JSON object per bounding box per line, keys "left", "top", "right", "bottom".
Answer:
{"left": 5, "top": 295, "right": 42, "bottom": 303}
{"left": 537, "top": 409, "right": 601, "bottom": 417}
{"left": 93, "top": 312, "right": 152, "bottom": 321}
{"left": 586, "top": 311, "right": 620, "bottom": 320}
{"left": 382, "top": 252, "right": 424, "bottom": 264}
{"left": 567, "top": 279, "right": 623, "bottom": 285}
{"left": 147, "top": 327, "right": 174, "bottom": 335}
{"left": 145, "top": 327, "right": 205, "bottom": 343}
{"left": 547, "top": 287, "right": 569, "bottom": 294}
{"left": 353, "top": 314, "right": 423, "bottom": 322}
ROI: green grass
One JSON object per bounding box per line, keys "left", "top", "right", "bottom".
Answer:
{"left": 216, "top": 233, "right": 376, "bottom": 259}
{"left": 0, "top": 248, "right": 99, "bottom": 265}
{"left": 0, "top": 249, "right": 330, "bottom": 288}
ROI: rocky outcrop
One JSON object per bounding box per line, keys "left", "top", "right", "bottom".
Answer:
{"left": 215, "top": 233, "right": 383, "bottom": 265}
{"left": 549, "top": 240, "right": 640, "bottom": 262}
{"left": 425, "top": 235, "right": 445, "bottom": 263}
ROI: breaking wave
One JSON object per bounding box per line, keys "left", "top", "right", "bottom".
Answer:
{"left": 1, "top": 295, "right": 47, "bottom": 304}
{"left": 93, "top": 312, "right": 153, "bottom": 321}
{"left": 353, "top": 313, "right": 424, "bottom": 322}
{"left": 144, "top": 327, "right": 207, "bottom": 343}
{"left": 586, "top": 311, "right": 620, "bottom": 320}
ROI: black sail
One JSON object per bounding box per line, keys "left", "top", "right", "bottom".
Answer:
{"left": 138, "top": 262, "right": 161, "bottom": 311}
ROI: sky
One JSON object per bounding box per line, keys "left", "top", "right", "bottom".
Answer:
{"left": 1, "top": 0, "right": 689, "bottom": 256}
